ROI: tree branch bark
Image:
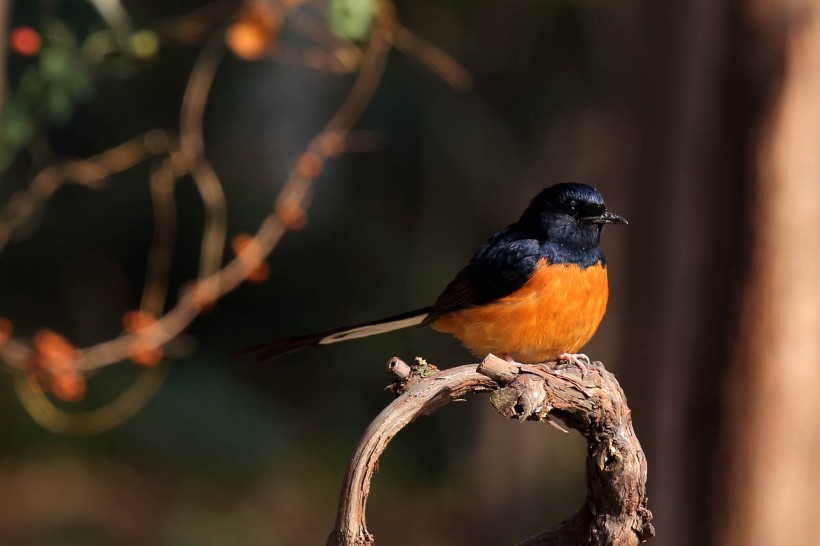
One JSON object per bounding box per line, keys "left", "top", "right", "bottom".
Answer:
{"left": 327, "top": 355, "right": 654, "bottom": 546}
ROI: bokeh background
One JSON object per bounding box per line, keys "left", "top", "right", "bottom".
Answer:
{"left": 1, "top": 1, "right": 818, "bottom": 545}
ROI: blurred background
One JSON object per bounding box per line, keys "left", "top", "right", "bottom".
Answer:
{"left": 0, "top": 0, "right": 818, "bottom": 545}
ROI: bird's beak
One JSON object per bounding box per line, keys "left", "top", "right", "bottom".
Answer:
{"left": 582, "top": 211, "right": 628, "bottom": 225}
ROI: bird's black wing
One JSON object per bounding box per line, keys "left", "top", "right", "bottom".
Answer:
{"left": 420, "top": 228, "right": 541, "bottom": 326}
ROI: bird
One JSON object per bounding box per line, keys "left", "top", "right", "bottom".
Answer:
{"left": 246, "top": 183, "right": 626, "bottom": 370}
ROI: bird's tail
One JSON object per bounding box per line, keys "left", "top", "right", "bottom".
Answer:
{"left": 243, "top": 307, "right": 432, "bottom": 361}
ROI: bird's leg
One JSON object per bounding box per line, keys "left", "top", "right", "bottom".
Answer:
{"left": 557, "top": 353, "right": 590, "bottom": 377}
{"left": 502, "top": 353, "right": 516, "bottom": 363}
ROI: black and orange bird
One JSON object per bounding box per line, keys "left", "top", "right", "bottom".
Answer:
{"left": 248, "top": 183, "right": 626, "bottom": 370}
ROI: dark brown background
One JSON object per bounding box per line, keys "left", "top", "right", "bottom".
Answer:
{"left": 1, "top": 1, "right": 818, "bottom": 545}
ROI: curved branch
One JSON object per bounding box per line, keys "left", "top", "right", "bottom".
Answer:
{"left": 328, "top": 355, "right": 654, "bottom": 546}
{"left": 328, "top": 362, "right": 497, "bottom": 546}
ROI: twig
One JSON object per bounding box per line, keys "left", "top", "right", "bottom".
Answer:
{"left": 328, "top": 355, "right": 655, "bottom": 546}
{"left": 392, "top": 23, "right": 473, "bottom": 92}
{"left": 178, "top": 29, "right": 228, "bottom": 301}
{"left": 279, "top": 8, "right": 363, "bottom": 73}
{"left": 152, "top": 1, "right": 237, "bottom": 45}
{"left": 13, "top": 362, "right": 167, "bottom": 436}
{"left": 141, "top": 157, "right": 178, "bottom": 315}
{"left": 0, "top": 130, "right": 174, "bottom": 253}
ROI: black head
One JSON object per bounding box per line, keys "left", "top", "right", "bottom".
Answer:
{"left": 517, "top": 183, "right": 627, "bottom": 249}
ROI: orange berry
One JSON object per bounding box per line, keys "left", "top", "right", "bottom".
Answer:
{"left": 226, "top": 1, "right": 280, "bottom": 60}
{"left": 247, "top": 262, "right": 270, "bottom": 283}
{"left": 231, "top": 233, "right": 261, "bottom": 259}
{"left": 187, "top": 282, "right": 217, "bottom": 313}
{"left": 0, "top": 317, "right": 12, "bottom": 346}
{"left": 128, "top": 340, "right": 163, "bottom": 366}
{"left": 123, "top": 310, "right": 157, "bottom": 333}
{"left": 231, "top": 233, "right": 270, "bottom": 283}
{"left": 33, "top": 330, "right": 75, "bottom": 370}
{"left": 296, "top": 152, "right": 323, "bottom": 179}
{"left": 51, "top": 373, "right": 86, "bottom": 402}
{"left": 31, "top": 330, "right": 85, "bottom": 401}
{"left": 275, "top": 201, "right": 307, "bottom": 231}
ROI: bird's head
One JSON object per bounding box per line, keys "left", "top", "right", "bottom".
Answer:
{"left": 518, "top": 183, "right": 627, "bottom": 249}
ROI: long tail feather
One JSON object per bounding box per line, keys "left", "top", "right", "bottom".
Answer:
{"left": 243, "top": 307, "right": 432, "bottom": 361}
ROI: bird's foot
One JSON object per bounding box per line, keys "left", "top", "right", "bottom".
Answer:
{"left": 557, "top": 353, "right": 590, "bottom": 377}
{"left": 502, "top": 353, "right": 516, "bottom": 363}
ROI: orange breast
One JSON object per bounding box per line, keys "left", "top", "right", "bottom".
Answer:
{"left": 430, "top": 260, "right": 609, "bottom": 363}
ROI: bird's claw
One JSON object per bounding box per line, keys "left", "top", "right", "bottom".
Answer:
{"left": 558, "top": 353, "right": 590, "bottom": 377}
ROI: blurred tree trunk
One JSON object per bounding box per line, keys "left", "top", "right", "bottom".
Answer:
{"left": 624, "top": 0, "right": 820, "bottom": 545}
{"left": 718, "top": 1, "right": 820, "bottom": 544}
{"left": 620, "top": 0, "right": 739, "bottom": 543}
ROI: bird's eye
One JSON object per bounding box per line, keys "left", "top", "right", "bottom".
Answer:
{"left": 564, "top": 202, "right": 578, "bottom": 216}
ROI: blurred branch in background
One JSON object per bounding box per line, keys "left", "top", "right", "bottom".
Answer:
{"left": 0, "top": 0, "right": 470, "bottom": 434}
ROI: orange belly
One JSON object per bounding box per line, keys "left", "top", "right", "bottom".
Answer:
{"left": 430, "top": 261, "right": 609, "bottom": 363}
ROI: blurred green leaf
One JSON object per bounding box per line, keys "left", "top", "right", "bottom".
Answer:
{"left": 0, "top": 13, "right": 153, "bottom": 173}
{"left": 40, "top": 47, "right": 74, "bottom": 81}
{"left": 42, "top": 20, "right": 80, "bottom": 51}
{"left": 3, "top": 100, "right": 35, "bottom": 146}
{"left": 18, "top": 66, "right": 45, "bottom": 96}
{"left": 37, "top": 46, "right": 93, "bottom": 123}
{"left": 108, "top": 56, "right": 138, "bottom": 79}
{"left": 0, "top": 22, "right": 97, "bottom": 173}
{"left": 327, "top": 0, "right": 377, "bottom": 41}
{"left": 64, "top": 67, "right": 94, "bottom": 99}
{"left": 46, "top": 88, "right": 75, "bottom": 123}
{"left": 83, "top": 29, "right": 119, "bottom": 62}
{"left": 1, "top": 94, "right": 36, "bottom": 170}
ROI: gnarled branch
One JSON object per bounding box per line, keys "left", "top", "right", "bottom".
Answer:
{"left": 328, "top": 354, "right": 654, "bottom": 546}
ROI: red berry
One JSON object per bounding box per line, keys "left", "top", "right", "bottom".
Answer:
{"left": 10, "top": 26, "right": 41, "bottom": 57}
